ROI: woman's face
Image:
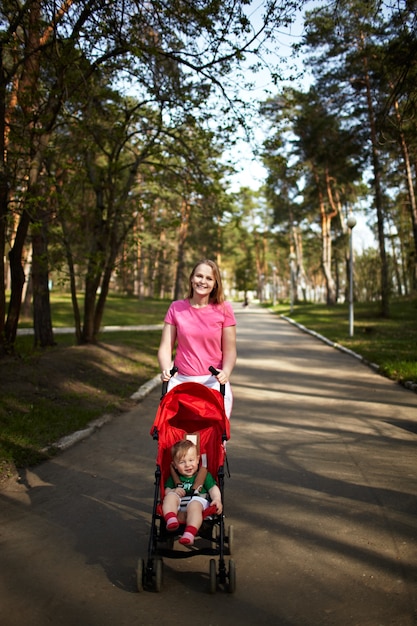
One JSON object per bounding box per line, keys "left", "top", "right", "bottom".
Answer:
{"left": 191, "top": 263, "right": 216, "bottom": 297}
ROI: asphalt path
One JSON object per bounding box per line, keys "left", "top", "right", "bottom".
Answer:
{"left": 1, "top": 305, "right": 416, "bottom": 625}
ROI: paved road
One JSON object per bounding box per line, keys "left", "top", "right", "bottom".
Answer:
{"left": 1, "top": 306, "right": 416, "bottom": 625}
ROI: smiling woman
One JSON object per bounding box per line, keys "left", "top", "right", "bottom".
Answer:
{"left": 157, "top": 259, "right": 237, "bottom": 417}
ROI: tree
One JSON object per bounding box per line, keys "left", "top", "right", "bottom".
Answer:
{"left": 1, "top": 0, "right": 308, "bottom": 353}
{"left": 377, "top": 13, "right": 417, "bottom": 290}
{"left": 261, "top": 87, "right": 362, "bottom": 305}
{"left": 224, "top": 187, "right": 259, "bottom": 299}
{"left": 301, "top": 0, "right": 413, "bottom": 314}
{"left": 53, "top": 84, "right": 233, "bottom": 342}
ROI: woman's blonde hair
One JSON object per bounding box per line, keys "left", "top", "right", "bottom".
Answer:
{"left": 186, "top": 259, "right": 225, "bottom": 304}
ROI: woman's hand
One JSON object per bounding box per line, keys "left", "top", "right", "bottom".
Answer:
{"left": 215, "top": 369, "right": 229, "bottom": 384}
{"left": 160, "top": 369, "right": 172, "bottom": 382}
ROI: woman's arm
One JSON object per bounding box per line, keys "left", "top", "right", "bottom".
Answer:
{"left": 158, "top": 322, "right": 177, "bottom": 381}
{"left": 219, "top": 325, "right": 237, "bottom": 383}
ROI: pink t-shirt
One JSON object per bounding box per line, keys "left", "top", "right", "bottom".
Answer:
{"left": 164, "top": 299, "right": 236, "bottom": 376}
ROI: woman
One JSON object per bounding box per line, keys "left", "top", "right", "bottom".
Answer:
{"left": 158, "top": 259, "right": 237, "bottom": 417}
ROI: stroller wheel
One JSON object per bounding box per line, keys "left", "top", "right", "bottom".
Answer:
{"left": 209, "top": 558, "right": 217, "bottom": 594}
{"left": 228, "top": 559, "right": 236, "bottom": 594}
{"left": 154, "top": 557, "right": 163, "bottom": 592}
{"left": 136, "top": 558, "right": 145, "bottom": 592}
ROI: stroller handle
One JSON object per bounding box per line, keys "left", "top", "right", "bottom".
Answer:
{"left": 209, "top": 366, "right": 226, "bottom": 397}
{"left": 161, "top": 366, "right": 178, "bottom": 398}
{"left": 161, "top": 366, "right": 226, "bottom": 398}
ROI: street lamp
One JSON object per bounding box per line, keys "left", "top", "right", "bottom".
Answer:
{"left": 272, "top": 266, "right": 277, "bottom": 306}
{"left": 347, "top": 215, "right": 357, "bottom": 337}
{"left": 289, "top": 252, "right": 296, "bottom": 315}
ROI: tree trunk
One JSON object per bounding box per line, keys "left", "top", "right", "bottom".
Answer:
{"left": 321, "top": 209, "right": 337, "bottom": 305}
{"left": 1, "top": 1, "right": 78, "bottom": 355}
{"left": 66, "top": 240, "right": 82, "bottom": 344}
{"left": 93, "top": 267, "right": 112, "bottom": 340}
{"left": 93, "top": 248, "right": 120, "bottom": 339}
{"left": 3, "top": 3, "right": 42, "bottom": 350}
{"left": 31, "top": 215, "right": 55, "bottom": 347}
{"left": 0, "top": 184, "right": 7, "bottom": 354}
{"left": 316, "top": 170, "right": 336, "bottom": 305}
{"left": 4, "top": 210, "right": 31, "bottom": 349}
{"left": 293, "top": 225, "right": 308, "bottom": 301}
{"left": 0, "top": 43, "right": 7, "bottom": 355}
{"left": 393, "top": 97, "right": 417, "bottom": 291}
{"left": 60, "top": 204, "right": 82, "bottom": 343}
{"left": 81, "top": 176, "right": 107, "bottom": 343}
{"left": 82, "top": 271, "right": 102, "bottom": 344}
{"left": 174, "top": 198, "right": 190, "bottom": 300}
{"left": 361, "top": 40, "right": 390, "bottom": 316}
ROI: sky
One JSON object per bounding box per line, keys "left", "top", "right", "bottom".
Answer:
{"left": 225, "top": 1, "right": 313, "bottom": 190}
{"left": 225, "top": 1, "right": 376, "bottom": 251}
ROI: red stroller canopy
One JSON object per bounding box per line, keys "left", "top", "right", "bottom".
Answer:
{"left": 151, "top": 382, "right": 230, "bottom": 484}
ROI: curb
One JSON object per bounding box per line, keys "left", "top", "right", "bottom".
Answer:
{"left": 48, "top": 375, "right": 161, "bottom": 452}
{"left": 47, "top": 414, "right": 114, "bottom": 452}
{"left": 280, "top": 314, "right": 417, "bottom": 394}
{"left": 281, "top": 314, "right": 380, "bottom": 371}
{"left": 130, "top": 374, "right": 161, "bottom": 401}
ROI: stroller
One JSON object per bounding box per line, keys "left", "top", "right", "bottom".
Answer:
{"left": 137, "top": 368, "right": 235, "bottom": 593}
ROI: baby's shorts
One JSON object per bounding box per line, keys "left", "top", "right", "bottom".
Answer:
{"left": 178, "top": 495, "right": 209, "bottom": 512}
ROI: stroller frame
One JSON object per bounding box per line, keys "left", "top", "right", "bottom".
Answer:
{"left": 138, "top": 374, "right": 235, "bottom": 594}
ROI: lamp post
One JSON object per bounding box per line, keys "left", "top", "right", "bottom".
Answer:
{"left": 289, "top": 252, "right": 296, "bottom": 315}
{"left": 347, "top": 215, "right": 357, "bottom": 337}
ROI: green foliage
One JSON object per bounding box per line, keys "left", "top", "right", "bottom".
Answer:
{"left": 1, "top": 0, "right": 309, "bottom": 353}
{"left": 354, "top": 249, "right": 381, "bottom": 301}
{"left": 260, "top": 0, "right": 417, "bottom": 310}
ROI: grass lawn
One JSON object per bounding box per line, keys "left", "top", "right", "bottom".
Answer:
{"left": 1, "top": 296, "right": 169, "bottom": 481}
{"left": 18, "top": 292, "right": 170, "bottom": 328}
{"left": 269, "top": 297, "right": 417, "bottom": 386}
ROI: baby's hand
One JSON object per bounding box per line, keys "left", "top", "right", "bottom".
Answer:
{"left": 211, "top": 498, "right": 223, "bottom": 514}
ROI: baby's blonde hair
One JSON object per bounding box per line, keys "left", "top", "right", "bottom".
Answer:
{"left": 171, "top": 439, "right": 197, "bottom": 462}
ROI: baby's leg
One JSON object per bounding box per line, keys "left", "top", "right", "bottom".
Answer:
{"left": 179, "top": 500, "right": 204, "bottom": 545}
{"left": 185, "top": 500, "right": 204, "bottom": 529}
{"left": 162, "top": 492, "right": 180, "bottom": 530}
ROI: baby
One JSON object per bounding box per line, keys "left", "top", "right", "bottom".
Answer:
{"left": 162, "top": 439, "right": 222, "bottom": 545}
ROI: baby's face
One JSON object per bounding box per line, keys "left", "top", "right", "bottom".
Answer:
{"left": 174, "top": 449, "right": 199, "bottom": 477}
